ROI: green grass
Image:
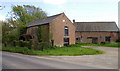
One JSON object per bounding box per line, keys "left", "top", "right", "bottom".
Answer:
{"left": 1, "top": 47, "right": 34, "bottom": 54}
{"left": 1, "top": 45, "right": 104, "bottom": 56}
{"left": 78, "top": 42, "right": 119, "bottom": 47}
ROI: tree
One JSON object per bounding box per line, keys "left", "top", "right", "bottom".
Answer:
{"left": 7, "top": 5, "right": 47, "bottom": 25}
{"left": 2, "top": 21, "right": 11, "bottom": 46}
{"left": 2, "top": 5, "right": 48, "bottom": 46}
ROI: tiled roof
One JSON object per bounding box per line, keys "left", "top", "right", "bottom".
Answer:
{"left": 74, "top": 22, "right": 119, "bottom": 32}
{"left": 26, "top": 13, "right": 63, "bottom": 27}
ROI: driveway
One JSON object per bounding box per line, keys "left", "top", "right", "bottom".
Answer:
{"left": 2, "top": 51, "right": 102, "bottom": 69}
{"left": 35, "top": 46, "right": 118, "bottom": 69}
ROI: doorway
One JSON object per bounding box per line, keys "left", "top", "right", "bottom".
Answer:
{"left": 92, "top": 37, "right": 98, "bottom": 44}
{"left": 64, "top": 38, "right": 69, "bottom": 46}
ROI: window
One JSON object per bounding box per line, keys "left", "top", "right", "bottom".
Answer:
{"left": 64, "top": 26, "right": 69, "bottom": 36}
{"left": 105, "top": 36, "right": 111, "bottom": 42}
{"left": 76, "top": 37, "right": 80, "bottom": 40}
{"left": 62, "top": 20, "right": 65, "bottom": 22}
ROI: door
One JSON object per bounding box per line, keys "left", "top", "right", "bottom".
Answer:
{"left": 64, "top": 38, "right": 69, "bottom": 46}
{"left": 92, "top": 37, "right": 98, "bottom": 44}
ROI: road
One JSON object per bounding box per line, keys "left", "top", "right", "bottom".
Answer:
{"left": 2, "top": 51, "right": 103, "bottom": 69}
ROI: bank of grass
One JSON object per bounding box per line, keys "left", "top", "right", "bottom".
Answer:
{"left": 1, "top": 45, "right": 104, "bottom": 56}
{"left": 78, "top": 42, "right": 119, "bottom": 47}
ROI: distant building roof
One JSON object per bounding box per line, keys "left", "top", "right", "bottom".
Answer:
{"left": 26, "top": 13, "right": 63, "bottom": 27}
{"left": 74, "top": 22, "right": 119, "bottom": 32}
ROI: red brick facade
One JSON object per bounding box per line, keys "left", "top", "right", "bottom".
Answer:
{"left": 75, "top": 32, "right": 118, "bottom": 43}
{"left": 27, "top": 13, "right": 75, "bottom": 46}
{"left": 49, "top": 13, "right": 75, "bottom": 46}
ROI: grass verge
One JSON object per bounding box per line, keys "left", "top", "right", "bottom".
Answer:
{"left": 77, "top": 42, "right": 119, "bottom": 47}
{"left": 1, "top": 46, "right": 104, "bottom": 56}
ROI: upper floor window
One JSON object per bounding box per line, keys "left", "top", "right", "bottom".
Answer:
{"left": 64, "top": 26, "right": 69, "bottom": 36}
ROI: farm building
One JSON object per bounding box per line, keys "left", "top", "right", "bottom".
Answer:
{"left": 26, "top": 13, "right": 75, "bottom": 46}
{"left": 74, "top": 21, "right": 119, "bottom": 44}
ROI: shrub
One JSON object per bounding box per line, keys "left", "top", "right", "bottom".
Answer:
{"left": 27, "top": 39, "right": 32, "bottom": 49}
{"left": 11, "top": 39, "right": 54, "bottom": 51}
{"left": 28, "top": 39, "right": 54, "bottom": 51}
{"left": 39, "top": 42, "right": 53, "bottom": 50}
{"left": 19, "top": 40, "right": 29, "bottom": 47}
{"left": 13, "top": 40, "right": 17, "bottom": 47}
{"left": 68, "top": 44, "right": 81, "bottom": 47}
{"left": 31, "top": 40, "right": 39, "bottom": 50}
{"left": 21, "top": 47, "right": 32, "bottom": 54}
{"left": 12, "top": 40, "right": 30, "bottom": 48}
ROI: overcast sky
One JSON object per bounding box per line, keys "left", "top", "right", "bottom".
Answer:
{"left": 0, "top": 0, "right": 119, "bottom": 25}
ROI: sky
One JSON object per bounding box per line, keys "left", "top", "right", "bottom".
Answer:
{"left": 0, "top": 0, "right": 119, "bottom": 26}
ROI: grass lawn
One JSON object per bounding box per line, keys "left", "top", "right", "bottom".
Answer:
{"left": 1, "top": 45, "right": 104, "bottom": 56}
{"left": 78, "top": 42, "right": 119, "bottom": 47}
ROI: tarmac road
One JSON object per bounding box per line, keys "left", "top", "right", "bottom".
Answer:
{"left": 2, "top": 51, "right": 102, "bottom": 69}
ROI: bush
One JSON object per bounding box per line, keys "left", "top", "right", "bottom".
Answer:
{"left": 10, "top": 39, "right": 54, "bottom": 51}
{"left": 100, "top": 42, "right": 105, "bottom": 44}
{"left": 12, "top": 40, "right": 29, "bottom": 48}
{"left": 39, "top": 42, "right": 53, "bottom": 50}
{"left": 28, "top": 39, "right": 54, "bottom": 51}
{"left": 68, "top": 44, "right": 81, "bottom": 47}
{"left": 2, "top": 46, "right": 33, "bottom": 54}
{"left": 30, "top": 40, "right": 39, "bottom": 50}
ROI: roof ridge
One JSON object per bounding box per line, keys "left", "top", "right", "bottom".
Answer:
{"left": 27, "top": 13, "right": 63, "bottom": 27}
{"left": 75, "top": 21, "right": 116, "bottom": 23}
{"left": 75, "top": 22, "right": 119, "bottom": 32}
{"left": 46, "top": 12, "right": 63, "bottom": 18}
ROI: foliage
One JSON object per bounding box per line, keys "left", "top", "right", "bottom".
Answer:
{"left": 67, "top": 44, "right": 81, "bottom": 47}
{"left": 37, "top": 26, "right": 42, "bottom": 42}
{"left": 7, "top": 5, "right": 47, "bottom": 25}
{"left": 2, "top": 21, "right": 12, "bottom": 46}
{"left": 2, "top": 46, "right": 33, "bottom": 54}
{"left": 19, "top": 40, "right": 29, "bottom": 47}
{"left": 39, "top": 42, "right": 53, "bottom": 50}
{"left": 30, "top": 40, "right": 53, "bottom": 51}
{"left": 18, "top": 25, "right": 27, "bottom": 35}
{"left": 1, "top": 21, "right": 27, "bottom": 46}
{"left": 30, "top": 40, "right": 39, "bottom": 50}
{"left": 12, "top": 39, "right": 53, "bottom": 51}
{"left": 37, "top": 25, "right": 48, "bottom": 42}
{"left": 2, "top": 5, "right": 48, "bottom": 47}
{"left": 2, "top": 45, "right": 104, "bottom": 56}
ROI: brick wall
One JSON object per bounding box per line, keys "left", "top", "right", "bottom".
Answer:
{"left": 27, "top": 24, "right": 49, "bottom": 42}
{"left": 75, "top": 32, "right": 118, "bottom": 43}
{"left": 49, "top": 13, "right": 75, "bottom": 46}
{"left": 27, "top": 26, "right": 38, "bottom": 40}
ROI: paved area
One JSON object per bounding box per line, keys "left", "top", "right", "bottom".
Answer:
{"left": 35, "top": 46, "right": 118, "bottom": 69}
{"left": 2, "top": 51, "right": 101, "bottom": 69}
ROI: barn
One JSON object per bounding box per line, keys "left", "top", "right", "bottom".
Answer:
{"left": 74, "top": 21, "right": 119, "bottom": 44}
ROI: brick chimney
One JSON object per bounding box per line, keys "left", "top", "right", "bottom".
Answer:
{"left": 73, "top": 19, "right": 75, "bottom": 23}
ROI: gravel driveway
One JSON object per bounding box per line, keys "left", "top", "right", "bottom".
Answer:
{"left": 34, "top": 46, "right": 118, "bottom": 69}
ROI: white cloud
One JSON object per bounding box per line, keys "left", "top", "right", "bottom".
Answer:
{"left": 0, "top": 14, "right": 5, "bottom": 21}
{"left": 69, "top": 0, "right": 119, "bottom": 3}
{"left": 43, "top": 0, "right": 67, "bottom": 5}
{"left": 0, "top": 0, "right": 43, "bottom": 2}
